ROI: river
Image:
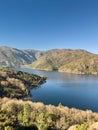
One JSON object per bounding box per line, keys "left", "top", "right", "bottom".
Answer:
{"left": 20, "top": 68, "right": 98, "bottom": 112}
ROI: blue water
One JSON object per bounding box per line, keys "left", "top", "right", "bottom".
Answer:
{"left": 20, "top": 68, "right": 98, "bottom": 112}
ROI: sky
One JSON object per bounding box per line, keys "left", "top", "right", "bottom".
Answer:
{"left": 0, "top": 0, "right": 98, "bottom": 53}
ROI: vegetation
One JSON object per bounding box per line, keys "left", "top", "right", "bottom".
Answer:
{"left": 27, "top": 49, "right": 98, "bottom": 75}
{"left": 0, "top": 46, "right": 98, "bottom": 129}
{"left": 0, "top": 68, "right": 46, "bottom": 99}
{"left": 0, "top": 46, "right": 98, "bottom": 75}
{"left": 76, "top": 124, "right": 89, "bottom": 130}
{"left": 0, "top": 98, "right": 98, "bottom": 130}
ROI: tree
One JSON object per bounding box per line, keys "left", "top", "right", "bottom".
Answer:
{"left": 23, "top": 103, "right": 32, "bottom": 125}
{"left": 18, "top": 103, "right": 32, "bottom": 126}
{"left": 76, "top": 124, "right": 88, "bottom": 130}
{"left": 36, "top": 113, "right": 49, "bottom": 130}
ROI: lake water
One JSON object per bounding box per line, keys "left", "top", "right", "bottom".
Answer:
{"left": 20, "top": 68, "right": 98, "bottom": 112}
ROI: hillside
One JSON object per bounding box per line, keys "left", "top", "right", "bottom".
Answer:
{"left": 0, "top": 98, "right": 98, "bottom": 130}
{"left": 0, "top": 68, "right": 46, "bottom": 99}
{"left": 0, "top": 46, "right": 98, "bottom": 75}
{"left": 0, "top": 46, "right": 44, "bottom": 68}
{"left": 28, "top": 49, "right": 98, "bottom": 75}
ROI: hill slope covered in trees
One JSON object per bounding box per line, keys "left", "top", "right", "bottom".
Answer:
{"left": 0, "top": 68, "right": 46, "bottom": 99}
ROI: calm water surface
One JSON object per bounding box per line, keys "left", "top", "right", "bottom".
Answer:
{"left": 20, "top": 68, "right": 98, "bottom": 112}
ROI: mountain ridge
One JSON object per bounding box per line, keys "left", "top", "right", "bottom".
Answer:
{"left": 27, "top": 49, "right": 98, "bottom": 74}
{"left": 0, "top": 46, "right": 98, "bottom": 75}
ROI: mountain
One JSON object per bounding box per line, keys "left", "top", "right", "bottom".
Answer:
{"left": 0, "top": 46, "right": 98, "bottom": 75}
{"left": 28, "top": 49, "right": 98, "bottom": 75}
{"left": 0, "top": 46, "right": 44, "bottom": 67}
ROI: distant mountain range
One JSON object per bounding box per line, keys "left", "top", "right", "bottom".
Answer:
{"left": 0, "top": 46, "right": 98, "bottom": 75}
{"left": 0, "top": 46, "right": 44, "bottom": 67}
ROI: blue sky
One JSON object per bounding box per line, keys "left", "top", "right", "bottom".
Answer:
{"left": 0, "top": 0, "right": 98, "bottom": 53}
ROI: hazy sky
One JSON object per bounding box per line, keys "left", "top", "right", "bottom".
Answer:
{"left": 0, "top": 0, "right": 98, "bottom": 53}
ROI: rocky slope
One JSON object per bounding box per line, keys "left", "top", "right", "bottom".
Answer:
{"left": 0, "top": 46, "right": 44, "bottom": 67}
